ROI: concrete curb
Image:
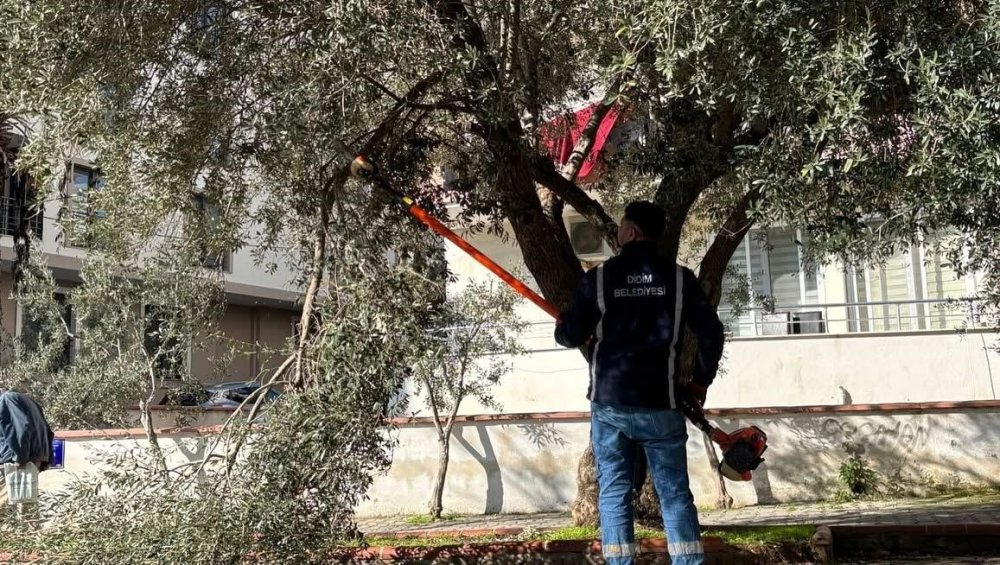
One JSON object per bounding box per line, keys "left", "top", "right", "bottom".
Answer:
{"left": 830, "top": 524, "right": 1000, "bottom": 536}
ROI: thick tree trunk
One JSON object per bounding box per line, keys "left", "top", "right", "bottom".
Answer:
{"left": 430, "top": 434, "right": 451, "bottom": 520}
{"left": 488, "top": 127, "right": 583, "bottom": 310}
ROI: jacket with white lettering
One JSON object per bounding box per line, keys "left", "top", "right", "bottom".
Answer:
{"left": 554, "top": 240, "right": 725, "bottom": 410}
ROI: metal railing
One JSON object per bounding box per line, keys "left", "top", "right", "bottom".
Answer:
{"left": 0, "top": 195, "right": 43, "bottom": 239}
{"left": 718, "top": 298, "right": 984, "bottom": 338}
{"left": 498, "top": 298, "right": 987, "bottom": 347}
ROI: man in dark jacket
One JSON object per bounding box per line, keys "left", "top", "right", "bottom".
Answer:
{"left": 0, "top": 387, "right": 54, "bottom": 512}
{"left": 555, "top": 201, "right": 725, "bottom": 565}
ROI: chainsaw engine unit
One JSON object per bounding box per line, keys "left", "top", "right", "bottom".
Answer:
{"left": 718, "top": 426, "right": 768, "bottom": 482}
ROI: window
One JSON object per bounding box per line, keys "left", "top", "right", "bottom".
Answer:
{"left": 2, "top": 164, "right": 42, "bottom": 239}
{"left": 846, "top": 234, "right": 976, "bottom": 332}
{"left": 193, "top": 193, "right": 231, "bottom": 271}
{"left": 719, "top": 226, "right": 980, "bottom": 337}
{"left": 143, "top": 305, "right": 187, "bottom": 380}
{"left": 719, "top": 228, "right": 819, "bottom": 336}
{"left": 64, "top": 165, "right": 106, "bottom": 247}
{"left": 19, "top": 293, "right": 74, "bottom": 371}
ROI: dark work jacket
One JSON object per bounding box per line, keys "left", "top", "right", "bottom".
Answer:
{"left": 0, "top": 391, "right": 54, "bottom": 470}
{"left": 554, "top": 240, "right": 725, "bottom": 410}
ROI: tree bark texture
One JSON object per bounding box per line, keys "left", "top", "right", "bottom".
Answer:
{"left": 430, "top": 433, "right": 452, "bottom": 520}
{"left": 486, "top": 125, "right": 584, "bottom": 311}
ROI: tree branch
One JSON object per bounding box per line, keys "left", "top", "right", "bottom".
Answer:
{"left": 360, "top": 75, "right": 466, "bottom": 113}
{"left": 530, "top": 156, "right": 620, "bottom": 252}
{"left": 423, "top": 371, "right": 445, "bottom": 440}
{"left": 359, "top": 71, "right": 448, "bottom": 157}
{"left": 291, "top": 212, "right": 326, "bottom": 390}
{"left": 698, "top": 187, "right": 761, "bottom": 305}
{"left": 560, "top": 95, "right": 619, "bottom": 183}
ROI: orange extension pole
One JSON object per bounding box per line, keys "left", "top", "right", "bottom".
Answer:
{"left": 402, "top": 197, "right": 561, "bottom": 319}
{"left": 349, "top": 155, "right": 559, "bottom": 319}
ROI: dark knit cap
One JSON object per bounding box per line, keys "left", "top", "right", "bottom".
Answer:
{"left": 624, "top": 201, "right": 666, "bottom": 239}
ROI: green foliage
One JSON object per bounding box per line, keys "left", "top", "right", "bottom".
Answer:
{"left": 0, "top": 251, "right": 444, "bottom": 563}
{"left": 836, "top": 451, "right": 882, "bottom": 500}
{"left": 6, "top": 0, "right": 1000, "bottom": 555}
{"left": 411, "top": 280, "right": 526, "bottom": 423}
{"left": 0, "top": 236, "right": 225, "bottom": 429}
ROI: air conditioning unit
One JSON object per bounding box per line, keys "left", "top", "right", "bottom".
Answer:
{"left": 565, "top": 215, "right": 612, "bottom": 262}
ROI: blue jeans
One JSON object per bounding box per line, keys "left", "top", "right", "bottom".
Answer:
{"left": 591, "top": 402, "right": 704, "bottom": 565}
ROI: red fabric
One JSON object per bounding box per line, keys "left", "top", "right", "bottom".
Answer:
{"left": 539, "top": 102, "right": 623, "bottom": 183}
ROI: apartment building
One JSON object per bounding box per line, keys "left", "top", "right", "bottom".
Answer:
{"left": 0, "top": 140, "right": 302, "bottom": 391}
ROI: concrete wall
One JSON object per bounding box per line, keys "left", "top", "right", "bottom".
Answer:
{"left": 190, "top": 305, "right": 258, "bottom": 384}
{"left": 13, "top": 165, "right": 302, "bottom": 296}
{"left": 0, "top": 267, "right": 296, "bottom": 386}
{"left": 718, "top": 331, "right": 1000, "bottom": 407}
{"left": 256, "top": 307, "right": 296, "bottom": 376}
{"left": 40, "top": 431, "right": 226, "bottom": 496}
{"left": 189, "top": 304, "right": 295, "bottom": 385}
{"left": 438, "top": 223, "right": 1000, "bottom": 412}
{"left": 402, "top": 325, "right": 1000, "bottom": 417}
{"left": 30, "top": 403, "right": 1000, "bottom": 519}
{"left": 357, "top": 406, "right": 1000, "bottom": 516}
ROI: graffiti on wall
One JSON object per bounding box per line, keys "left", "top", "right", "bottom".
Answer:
{"left": 821, "top": 418, "right": 929, "bottom": 453}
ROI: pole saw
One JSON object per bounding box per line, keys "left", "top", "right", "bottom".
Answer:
{"left": 347, "top": 153, "right": 767, "bottom": 482}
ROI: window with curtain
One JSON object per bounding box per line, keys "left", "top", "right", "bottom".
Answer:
{"left": 845, "top": 234, "right": 974, "bottom": 332}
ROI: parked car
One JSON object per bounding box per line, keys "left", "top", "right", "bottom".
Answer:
{"left": 160, "top": 381, "right": 281, "bottom": 410}
{"left": 201, "top": 381, "right": 281, "bottom": 409}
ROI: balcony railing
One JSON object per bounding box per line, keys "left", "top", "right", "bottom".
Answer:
{"left": 0, "top": 195, "right": 43, "bottom": 239}
{"left": 719, "top": 298, "right": 984, "bottom": 337}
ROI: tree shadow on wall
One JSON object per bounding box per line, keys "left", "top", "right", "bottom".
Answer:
{"left": 453, "top": 424, "right": 505, "bottom": 514}
{"left": 452, "top": 421, "right": 573, "bottom": 515}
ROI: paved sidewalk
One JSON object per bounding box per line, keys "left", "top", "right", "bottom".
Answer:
{"left": 359, "top": 494, "right": 1000, "bottom": 536}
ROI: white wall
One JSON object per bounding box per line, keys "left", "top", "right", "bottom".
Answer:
{"left": 8, "top": 175, "right": 301, "bottom": 295}
{"left": 400, "top": 326, "right": 1000, "bottom": 417}
{"left": 718, "top": 331, "right": 1000, "bottom": 407}
{"left": 359, "top": 408, "right": 1000, "bottom": 516}
{"left": 437, "top": 226, "right": 1000, "bottom": 414}
{"left": 33, "top": 406, "right": 1000, "bottom": 518}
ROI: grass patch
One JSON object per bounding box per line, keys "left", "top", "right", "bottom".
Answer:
{"left": 539, "top": 525, "right": 662, "bottom": 541}
{"left": 362, "top": 534, "right": 506, "bottom": 548}
{"left": 359, "top": 525, "right": 666, "bottom": 549}
{"left": 536, "top": 525, "right": 598, "bottom": 541}
{"left": 404, "top": 515, "right": 433, "bottom": 526}
{"left": 353, "top": 524, "right": 814, "bottom": 552}
{"left": 404, "top": 513, "right": 460, "bottom": 526}
{"left": 703, "top": 525, "right": 813, "bottom": 546}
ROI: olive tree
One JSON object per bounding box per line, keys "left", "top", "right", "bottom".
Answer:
{"left": 7, "top": 0, "right": 1000, "bottom": 525}
{"left": 412, "top": 281, "right": 524, "bottom": 520}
